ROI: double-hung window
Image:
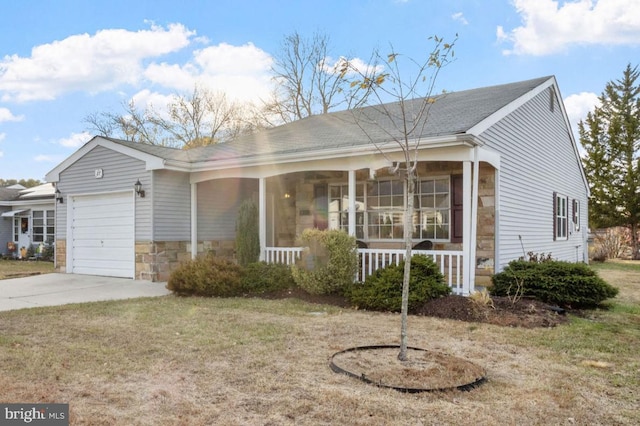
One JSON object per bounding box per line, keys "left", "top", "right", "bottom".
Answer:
{"left": 32, "top": 210, "right": 55, "bottom": 243}
{"left": 367, "top": 180, "right": 405, "bottom": 239}
{"left": 328, "top": 184, "right": 365, "bottom": 239}
{"left": 415, "top": 177, "right": 450, "bottom": 240}
{"left": 554, "top": 193, "right": 568, "bottom": 240}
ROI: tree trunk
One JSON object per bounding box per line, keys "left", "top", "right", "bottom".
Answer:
{"left": 398, "top": 169, "right": 415, "bottom": 361}
{"left": 632, "top": 223, "right": 640, "bottom": 260}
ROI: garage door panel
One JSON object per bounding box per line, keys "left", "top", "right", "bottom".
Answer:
{"left": 70, "top": 191, "right": 135, "bottom": 278}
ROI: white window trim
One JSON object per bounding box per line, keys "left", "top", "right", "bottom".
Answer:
{"left": 555, "top": 193, "right": 569, "bottom": 241}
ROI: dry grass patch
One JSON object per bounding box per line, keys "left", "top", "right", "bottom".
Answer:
{"left": 0, "top": 263, "right": 638, "bottom": 424}
{"left": 0, "top": 259, "right": 55, "bottom": 279}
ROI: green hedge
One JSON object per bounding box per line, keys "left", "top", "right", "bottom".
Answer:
{"left": 346, "top": 254, "right": 451, "bottom": 312}
{"left": 167, "top": 255, "right": 243, "bottom": 297}
{"left": 490, "top": 260, "right": 619, "bottom": 308}
{"left": 240, "top": 261, "right": 296, "bottom": 294}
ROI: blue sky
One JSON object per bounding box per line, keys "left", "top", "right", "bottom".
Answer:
{"left": 1, "top": 0, "right": 638, "bottom": 180}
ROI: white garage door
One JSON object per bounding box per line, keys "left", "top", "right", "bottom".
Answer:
{"left": 70, "top": 192, "right": 135, "bottom": 278}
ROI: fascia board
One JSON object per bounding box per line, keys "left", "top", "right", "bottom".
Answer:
{"left": 467, "top": 77, "right": 555, "bottom": 136}
{"left": 180, "top": 134, "right": 478, "bottom": 175}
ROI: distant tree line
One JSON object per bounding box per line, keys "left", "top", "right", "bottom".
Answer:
{"left": 0, "top": 178, "right": 41, "bottom": 188}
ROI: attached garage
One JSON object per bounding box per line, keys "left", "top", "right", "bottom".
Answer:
{"left": 67, "top": 191, "right": 135, "bottom": 278}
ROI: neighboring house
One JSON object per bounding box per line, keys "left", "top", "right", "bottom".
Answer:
{"left": 0, "top": 183, "right": 56, "bottom": 258}
{"left": 45, "top": 76, "right": 589, "bottom": 294}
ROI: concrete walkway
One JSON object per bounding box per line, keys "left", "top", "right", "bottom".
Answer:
{"left": 0, "top": 273, "right": 171, "bottom": 312}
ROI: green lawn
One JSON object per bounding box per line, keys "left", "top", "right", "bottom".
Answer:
{"left": 0, "top": 259, "right": 55, "bottom": 279}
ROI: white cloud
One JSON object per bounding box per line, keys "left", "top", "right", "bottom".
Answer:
{"left": 58, "top": 131, "right": 92, "bottom": 148}
{"left": 0, "top": 107, "right": 24, "bottom": 122}
{"left": 499, "top": 0, "right": 640, "bottom": 55}
{"left": 452, "top": 12, "right": 469, "bottom": 25}
{"left": 0, "top": 133, "right": 5, "bottom": 142}
{"left": 564, "top": 91, "right": 601, "bottom": 130}
{"left": 144, "top": 42, "right": 274, "bottom": 103}
{"left": 0, "top": 23, "right": 195, "bottom": 102}
{"left": 34, "top": 154, "right": 64, "bottom": 163}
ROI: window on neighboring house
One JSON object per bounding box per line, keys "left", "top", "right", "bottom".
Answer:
{"left": 328, "top": 184, "right": 365, "bottom": 239}
{"left": 554, "top": 192, "right": 568, "bottom": 240}
{"left": 13, "top": 217, "right": 19, "bottom": 241}
{"left": 32, "top": 210, "right": 55, "bottom": 243}
{"left": 572, "top": 199, "right": 580, "bottom": 232}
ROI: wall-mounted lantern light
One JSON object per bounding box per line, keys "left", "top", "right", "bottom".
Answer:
{"left": 134, "top": 179, "right": 145, "bottom": 198}
{"left": 55, "top": 188, "right": 64, "bottom": 204}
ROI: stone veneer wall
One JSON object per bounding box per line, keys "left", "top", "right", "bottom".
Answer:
{"left": 136, "top": 240, "right": 236, "bottom": 282}
{"left": 55, "top": 239, "right": 66, "bottom": 273}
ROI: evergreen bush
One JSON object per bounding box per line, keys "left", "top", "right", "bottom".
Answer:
{"left": 167, "top": 255, "right": 243, "bottom": 297}
{"left": 346, "top": 254, "right": 451, "bottom": 312}
{"left": 241, "top": 262, "right": 296, "bottom": 295}
{"left": 235, "top": 199, "right": 260, "bottom": 267}
{"left": 490, "top": 260, "right": 619, "bottom": 308}
{"left": 291, "top": 229, "right": 358, "bottom": 295}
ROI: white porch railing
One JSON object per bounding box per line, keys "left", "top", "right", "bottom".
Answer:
{"left": 264, "top": 247, "right": 304, "bottom": 265}
{"left": 264, "top": 247, "right": 465, "bottom": 294}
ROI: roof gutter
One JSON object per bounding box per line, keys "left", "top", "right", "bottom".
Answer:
{"left": 165, "top": 134, "right": 480, "bottom": 173}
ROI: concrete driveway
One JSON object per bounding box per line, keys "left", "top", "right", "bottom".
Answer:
{"left": 0, "top": 273, "right": 171, "bottom": 312}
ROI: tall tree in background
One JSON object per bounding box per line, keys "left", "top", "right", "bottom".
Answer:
{"left": 263, "top": 31, "right": 350, "bottom": 124}
{"left": 85, "top": 85, "right": 257, "bottom": 148}
{"left": 580, "top": 64, "right": 640, "bottom": 258}
{"left": 0, "top": 178, "right": 41, "bottom": 188}
{"left": 346, "top": 35, "right": 456, "bottom": 361}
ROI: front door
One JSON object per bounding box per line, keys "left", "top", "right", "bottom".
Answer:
{"left": 17, "top": 216, "right": 30, "bottom": 258}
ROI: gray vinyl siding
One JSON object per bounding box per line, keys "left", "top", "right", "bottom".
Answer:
{"left": 56, "top": 145, "right": 151, "bottom": 240}
{"left": 479, "top": 88, "right": 589, "bottom": 270}
{"left": 197, "top": 178, "right": 258, "bottom": 240}
{"left": 152, "top": 170, "right": 191, "bottom": 240}
{"left": 0, "top": 207, "right": 11, "bottom": 254}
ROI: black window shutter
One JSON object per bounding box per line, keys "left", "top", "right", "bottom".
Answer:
{"left": 451, "top": 175, "right": 463, "bottom": 243}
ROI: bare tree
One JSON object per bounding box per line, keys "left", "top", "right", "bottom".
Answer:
{"left": 264, "top": 31, "right": 350, "bottom": 124}
{"left": 346, "top": 35, "right": 457, "bottom": 361}
{"left": 85, "top": 85, "right": 257, "bottom": 148}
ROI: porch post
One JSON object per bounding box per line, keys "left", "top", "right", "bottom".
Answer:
{"left": 190, "top": 182, "right": 197, "bottom": 259}
{"left": 469, "top": 147, "right": 480, "bottom": 294}
{"left": 348, "top": 170, "right": 356, "bottom": 237}
{"left": 259, "top": 177, "right": 266, "bottom": 261}
{"left": 462, "top": 161, "right": 472, "bottom": 295}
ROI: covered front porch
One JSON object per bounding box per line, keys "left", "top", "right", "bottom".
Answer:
{"left": 190, "top": 137, "right": 499, "bottom": 296}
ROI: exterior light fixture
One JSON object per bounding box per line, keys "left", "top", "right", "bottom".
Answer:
{"left": 55, "top": 188, "right": 64, "bottom": 204}
{"left": 134, "top": 179, "right": 145, "bottom": 198}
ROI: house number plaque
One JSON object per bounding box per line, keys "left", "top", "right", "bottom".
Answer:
{"left": 95, "top": 168, "right": 103, "bottom": 179}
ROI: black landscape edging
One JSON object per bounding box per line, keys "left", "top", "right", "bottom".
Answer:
{"left": 329, "top": 345, "right": 487, "bottom": 393}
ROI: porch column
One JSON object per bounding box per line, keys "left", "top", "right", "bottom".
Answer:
{"left": 462, "top": 161, "right": 472, "bottom": 295}
{"left": 348, "top": 170, "right": 356, "bottom": 237}
{"left": 470, "top": 147, "right": 480, "bottom": 294}
{"left": 259, "top": 177, "right": 266, "bottom": 261}
{"left": 190, "top": 182, "right": 197, "bottom": 259}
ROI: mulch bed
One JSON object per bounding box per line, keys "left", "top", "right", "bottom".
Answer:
{"left": 258, "top": 288, "right": 569, "bottom": 328}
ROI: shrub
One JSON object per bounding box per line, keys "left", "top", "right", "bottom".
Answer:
{"left": 241, "top": 262, "right": 296, "bottom": 295}
{"left": 291, "top": 229, "right": 358, "bottom": 295}
{"left": 167, "top": 255, "right": 243, "bottom": 297}
{"left": 490, "top": 260, "right": 619, "bottom": 308}
{"left": 235, "top": 199, "right": 260, "bottom": 267}
{"left": 346, "top": 254, "right": 451, "bottom": 313}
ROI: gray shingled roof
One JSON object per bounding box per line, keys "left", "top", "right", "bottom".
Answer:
{"left": 104, "top": 76, "right": 551, "bottom": 165}
{"left": 0, "top": 187, "right": 21, "bottom": 202}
